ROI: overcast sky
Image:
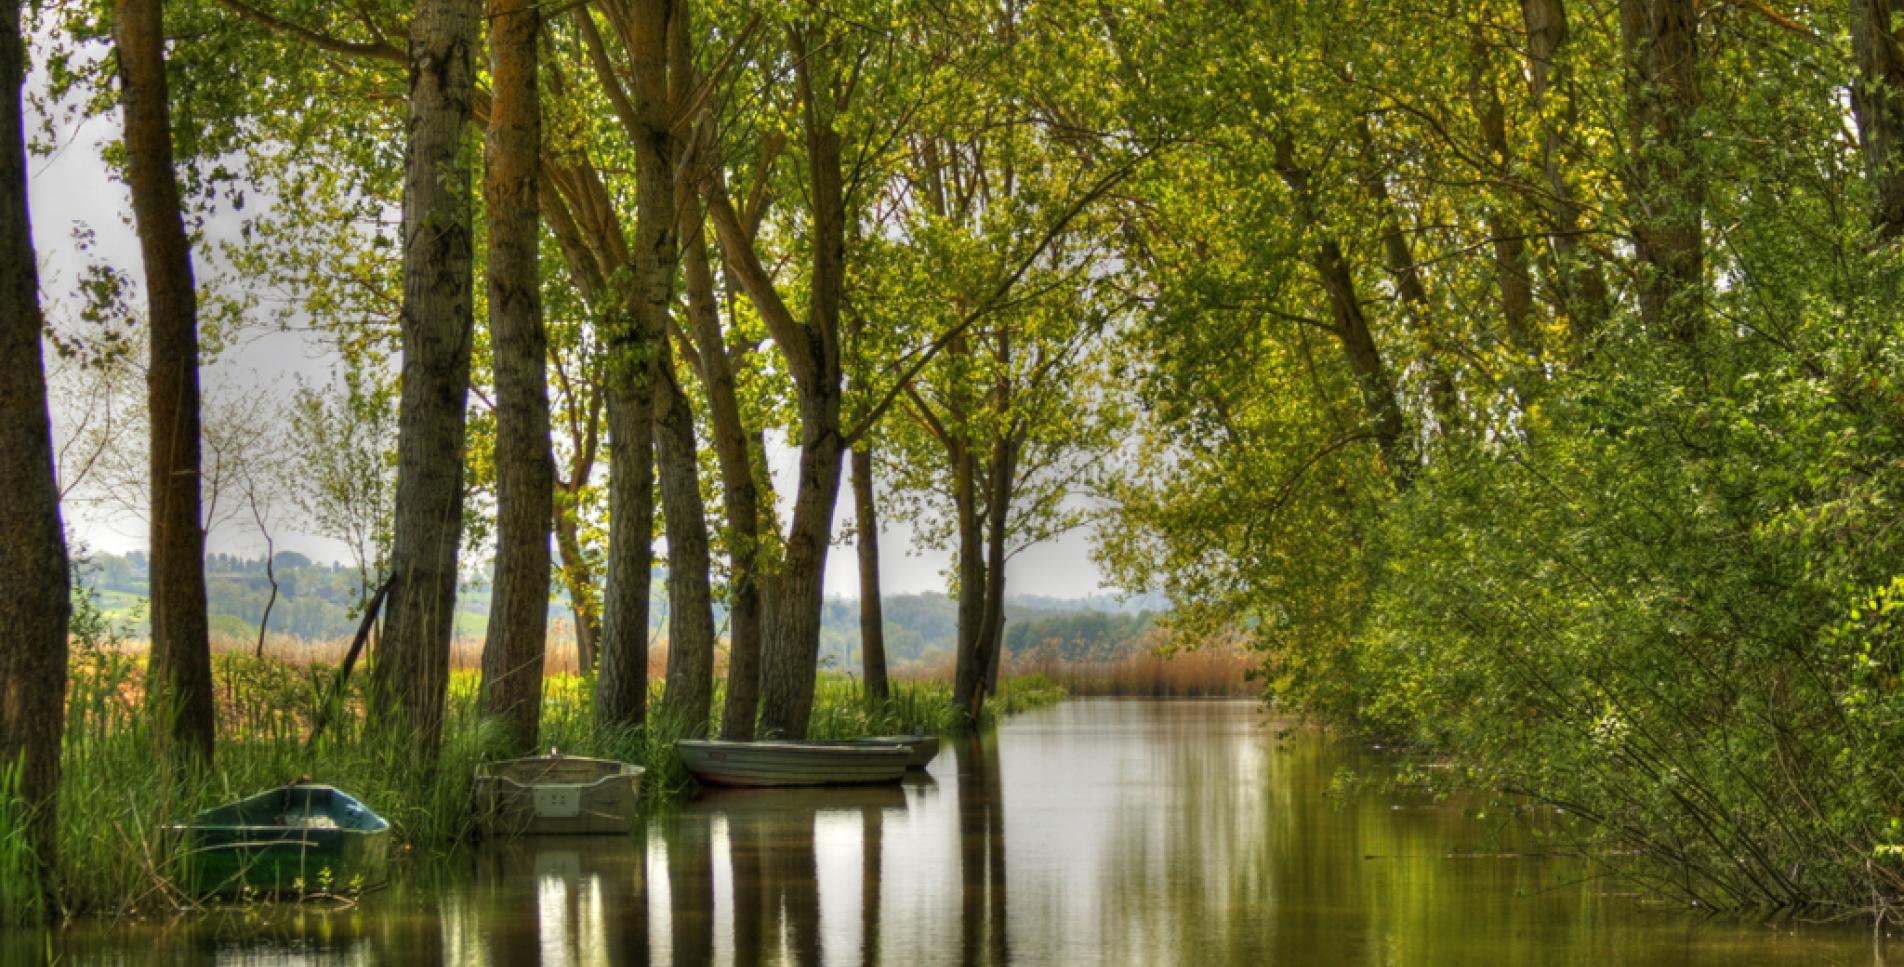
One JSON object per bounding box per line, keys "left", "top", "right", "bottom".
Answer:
{"left": 25, "top": 46, "right": 1119, "bottom": 601}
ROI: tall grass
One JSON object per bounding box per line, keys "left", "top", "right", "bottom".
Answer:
{"left": 1009, "top": 644, "right": 1255, "bottom": 698}
{"left": 0, "top": 761, "right": 43, "bottom": 923}
{"left": 800, "top": 673, "right": 1066, "bottom": 739}
{"left": 2, "top": 636, "right": 1063, "bottom": 924}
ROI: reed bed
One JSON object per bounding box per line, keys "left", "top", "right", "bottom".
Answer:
{"left": 2, "top": 635, "right": 1063, "bottom": 924}
{"left": 1010, "top": 645, "right": 1255, "bottom": 698}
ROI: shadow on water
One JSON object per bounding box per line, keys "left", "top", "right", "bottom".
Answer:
{"left": 5, "top": 700, "right": 1898, "bottom": 965}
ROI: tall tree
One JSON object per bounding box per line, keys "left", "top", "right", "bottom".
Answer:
{"left": 680, "top": 211, "right": 771, "bottom": 740}
{"left": 0, "top": 0, "right": 70, "bottom": 890}
{"left": 116, "top": 0, "right": 214, "bottom": 763}
{"left": 1521, "top": 0, "right": 1612, "bottom": 341}
{"left": 1851, "top": 0, "right": 1904, "bottom": 240}
{"left": 654, "top": 0, "right": 721, "bottom": 734}
{"left": 1619, "top": 0, "right": 1703, "bottom": 341}
{"left": 373, "top": 0, "right": 480, "bottom": 759}
{"left": 477, "top": 0, "right": 551, "bottom": 752}
{"left": 703, "top": 21, "right": 852, "bottom": 739}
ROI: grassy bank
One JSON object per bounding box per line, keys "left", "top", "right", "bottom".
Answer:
{"left": 2, "top": 643, "right": 1064, "bottom": 925}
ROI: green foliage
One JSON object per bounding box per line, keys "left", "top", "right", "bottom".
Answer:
{"left": 1097, "top": 0, "right": 1904, "bottom": 915}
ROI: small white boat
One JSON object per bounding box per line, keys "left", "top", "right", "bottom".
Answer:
{"left": 473, "top": 752, "right": 644, "bottom": 837}
{"left": 676, "top": 739, "right": 911, "bottom": 787}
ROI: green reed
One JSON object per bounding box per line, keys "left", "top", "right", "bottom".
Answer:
{"left": 0, "top": 635, "right": 1067, "bottom": 926}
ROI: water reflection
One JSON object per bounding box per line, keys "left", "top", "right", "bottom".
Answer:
{"left": 8, "top": 700, "right": 1895, "bottom": 966}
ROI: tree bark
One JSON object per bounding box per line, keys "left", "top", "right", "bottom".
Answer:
{"left": 1357, "top": 123, "right": 1458, "bottom": 436}
{"left": 598, "top": 0, "right": 684, "bottom": 734}
{"left": 967, "top": 433, "right": 1017, "bottom": 721}
{"left": 1521, "top": 0, "right": 1612, "bottom": 342}
{"left": 655, "top": 364, "right": 717, "bottom": 734}
{"left": 1619, "top": 0, "right": 1703, "bottom": 343}
{"left": 553, "top": 489, "right": 600, "bottom": 672}
{"left": 372, "top": 0, "right": 479, "bottom": 760}
{"left": 850, "top": 446, "right": 889, "bottom": 703}
{"left": 0, "top": 0, "right": 70, "bottom": 888}
{"left": 950, "top": 431, "right": 987, "bottom": 712}
{"left": 116, "top": 0, "right": 214, "bottom": 764}
{"left": 595, "top": 376, "right": 653, "bottom": 732}
{"left": 1273, "top": 133, "right": 1412, "bottom": 486}
{"left": 683, "top": 222, "right": 766, "bottom": 740}
{"left": 477, "top": 0, "right": 550, "bottom": 754}
{"left": 1467, "top": 53, "right": 1539, "bottom": 358}
{"left": 1852, "top": 0, "right": 1904, "bottom": 240}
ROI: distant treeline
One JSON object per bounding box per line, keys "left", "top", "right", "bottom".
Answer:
{"left": 80, "top": 551, "right": 1163, "bottom": 668}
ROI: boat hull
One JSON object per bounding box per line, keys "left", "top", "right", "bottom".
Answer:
{"left": 473, "top": 755, "right": 644, "bottom": 837}
{"left": 173, "top": 784, "right": 390, "bottom": 897}
{"left": 677, "top": 740, "right": 911, "bottom": 787}
{"left": 856, "top": 734, "right": 940, "bottom": 769}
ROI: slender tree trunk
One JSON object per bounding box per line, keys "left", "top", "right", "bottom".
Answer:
{"left": 1316, "top": 237, "right": 1411, "bottom": 485}
{"left": 1273, "top": 134, "right": 1412, "bottom": 486}
{"left": 595, "top": 378, "right": 653, "bottom": 731}
{"left": 850, "top": 446, "right": 889, "bottom": 703}
{"left": 1852, "top": 0, "right": 1904, "bottom": 240}
{"left": 553, "top": 491, "right": 600, "bottom": 673}
{"left": 372, "top": 0, "right": 480, "bottom": 760}
{"left": 950, "top": 438, "right": 987, "bottom": 711}
{"left": 1521, "top": 0, "right": 1611, "bottom": 342}
{"left": 655, "top": 366, "right": 717, "bottom": 734}
{"left": 683, "top": 224, "right": 766, "bottom": 739}
{"left": 477, "top": 0, "right": 550, "bottom": 754}
{"left": 1357, "top": 124, "right": 1458, "bottom": 436}
{"left": 117, "top": 0, "right": 213, "bottom": 764}
{"left": 0, "top": 0, "right": 70, "bottom": 887}
{"left": 1619, "top": 0, "right": 1703, "bottom": 343}
{"left": 1467, "top": 53, "right": 1539, "bottom": 358}
{"left": 967, "top": 362, "right": 1018, "bottom": 721}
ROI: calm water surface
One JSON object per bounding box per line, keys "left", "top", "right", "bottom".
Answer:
{"left": 11, "top": 699, "right": 1893, "bottom": 965}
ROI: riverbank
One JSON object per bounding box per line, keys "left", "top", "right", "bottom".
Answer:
{"left": 0, "top": 647, "right": 1065, "bottom": 925}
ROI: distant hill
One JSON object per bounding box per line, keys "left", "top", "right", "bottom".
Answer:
{"left": 75, "top": 551, "right": 1164, "bottom": 670}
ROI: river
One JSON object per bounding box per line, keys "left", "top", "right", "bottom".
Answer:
{"left": 10, "top": 699, "right": 1890, "bottom": 964}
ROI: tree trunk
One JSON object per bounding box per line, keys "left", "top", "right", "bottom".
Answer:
{"left": 850, "top": 446, "right": 889, "bottom": 703}
{"left": 757, "top": 383, "right": 846, "bottom": 738}
{"left": 1467, "top": 54, "right": 1539, "bottom": 358}
{"left": 1316, "top": 237, "right": 1411, "bottom": 486}
{"left": 1521, "top": 0, "right": 1612, "bottom": 342}
{"left": 116, "top": 0, "right": 213, "bottom": 764}
{"left": 595, "top": 379, "right": 653, "bottom": 732}
{"left": 553, "top": 490, "right": 599, "bottom": 672}
{"left": 683, "top": 224, "right": 766, "bottom": 740}
{"left": 1619, "top": 0, "right": 1703, "bottom": 343}
{"left": 477, "top": 0, "right": 550, "bottom": 754}
{"left": 372, "top": 0, "right": 479, "bottom": 761}
{"left": 1852, "top": 0, "right": 1904, "bottom": 240}
{"left": 950, "top": 436, "right": 988, "bottom": 711}
{"left": 968, "top": 435, "right": 1016, "bottom": 720}
{"left": 1357, "top": 124, "right": 1458, "bottom": 436}
{"left": 628, "top": 0, "right": 716, "bottom": 736}
{"left": 752, "top": 36, "right": 849, "bottom": 740}
{"left": 1272, "top": 133, "right": 1412, "bottom": 486}
{"left": 655, "top": 365, "right": 717, "bottom": 735}
{"left": 598, "top": 0, "right": 680, "bottom": 734}
{"left": 0, "top": 0, "right": 70, "bottom": 887}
